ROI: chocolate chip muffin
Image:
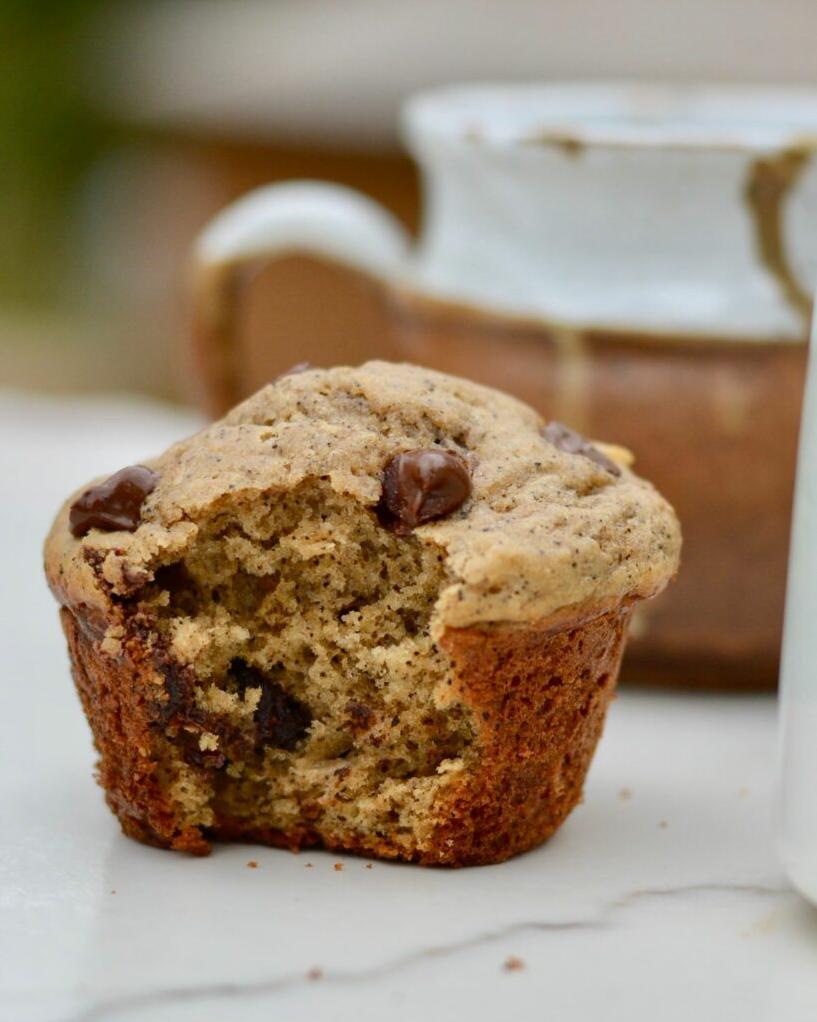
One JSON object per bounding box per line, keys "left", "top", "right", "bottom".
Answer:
{"left": 44, "top": 362, "right": 680, "bottom": 865}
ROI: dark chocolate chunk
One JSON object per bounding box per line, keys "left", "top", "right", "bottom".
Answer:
{"left": 69, "top": 465, "right": 158, "bottom": 537}
{"left": 178, "top": 730, "right": 227, "bottom": 771}
{"left": 151, "top": 649, "right": 195, "bottom": 723}
{"left": 230, "top": 659, "right": 312, "bottom": 751}
{"left": 542, "top": 421, "right": 621, "bottom": 477}
{"left": 380, "top": 449, "right": 471, "bottom": 530}
{"left": 153, "top": 562, "right": 199, "bottom": 616}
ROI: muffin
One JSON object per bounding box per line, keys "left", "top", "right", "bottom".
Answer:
{"left": 44, "top": 362, "right": 680, "bottom": 865}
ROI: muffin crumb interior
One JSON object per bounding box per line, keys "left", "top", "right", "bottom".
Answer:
{"left": 136, "top": 480, "right": 475, "bottom": 854}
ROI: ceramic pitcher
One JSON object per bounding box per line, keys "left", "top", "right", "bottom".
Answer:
{"left": 190, "top": 83, "right": 817, "bottom": 687}
{"left": 779, "top": 300, "right": 817, "bottom": 906}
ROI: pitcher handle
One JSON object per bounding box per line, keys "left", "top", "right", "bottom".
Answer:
{"left": 190, "top": 181, "right": 411, "bottom": 415}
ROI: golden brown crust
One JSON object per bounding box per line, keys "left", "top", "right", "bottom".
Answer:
{"left": 60, "top": 607, "right": 210, "bottom": 856}
{"left": 59, "top": 602, "right": 630, "bottom": 866}
{"left": 45, "top": 362, "right": 680, "bottom": 638}
{"left": 430, "top": 606, "right": 630, "bottom": 864}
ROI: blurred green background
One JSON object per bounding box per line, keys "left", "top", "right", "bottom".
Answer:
{"left": 2, "top": 1, "right": 112, "bottom": 309}
{"left": 2, "top": 1, "right": 125, "bottom": 383}
{"left": 0, "top": 0, "right": 422, "bottom": 401}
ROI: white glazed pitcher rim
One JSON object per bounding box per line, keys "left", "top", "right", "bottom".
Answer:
{"left": 402, "top": 81, "right": 817, "bottom": 153}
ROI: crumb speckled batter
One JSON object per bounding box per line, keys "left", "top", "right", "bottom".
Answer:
{"left": 46, "top": 361, "right": 680, "bottom": 634}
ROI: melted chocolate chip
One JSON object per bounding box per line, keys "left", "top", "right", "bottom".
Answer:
{"left": 151, "top": 654, "right": 195, "bottom": 722}
{"left": 178, "top": 730, "right": 227, "bottom": 771}
{"left": 69, "top": 465, "right": 158, "bottom": 537}
{"left": 230, "top": 659, "right": 312, "bottom": 751}
{"left": 380, "top": 449, "right": 471, "bottom": 531}
{"left": 542, "top": 422, "right": 621, "bottom": 477}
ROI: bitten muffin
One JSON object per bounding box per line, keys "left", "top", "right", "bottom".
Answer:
{"left": 44, "top": 362, "right": 680, "bottom": 865}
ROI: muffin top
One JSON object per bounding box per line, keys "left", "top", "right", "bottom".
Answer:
{"left": 45, "top": 361, "right": 680, "bottom": 633}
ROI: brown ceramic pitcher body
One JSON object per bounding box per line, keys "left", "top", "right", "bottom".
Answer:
{"left": 190, "top": 84, "right": 817, "bottom": 688}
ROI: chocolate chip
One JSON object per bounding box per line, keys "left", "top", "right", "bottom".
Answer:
{"left": 69, "top": 465, "right": 158, "bottom": 537}
{"left": 542, "top": 422, "right": 621, "bottom": 477}
{"left": 380, "top": 449, "right": 471, "bottom": 531}
{"left": 230, "top": 659, "right": 312, "bottom": 751}
{"left": 151, "top": 652, "right": 197, "bottom": 722}
{"left": 178, "top": 731, "right": 227, "bottom": 771}
{"left": 154, "top": 562, "right": 199, "bottom": 615}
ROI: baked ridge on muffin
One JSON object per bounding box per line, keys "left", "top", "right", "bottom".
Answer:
{"left": 44, "top": 361, "right": 680, "bottom": 865}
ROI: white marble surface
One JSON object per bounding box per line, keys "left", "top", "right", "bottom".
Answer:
{"left": 2, "top": 390, "right": 816, "bottom": 1022}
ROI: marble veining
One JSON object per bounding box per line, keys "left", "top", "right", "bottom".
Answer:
{"left": 2, "top": 392, "right": 815, "bottom": 1022}
{"left": 66, "top": 881, "right": 792, "bottom": 1022}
